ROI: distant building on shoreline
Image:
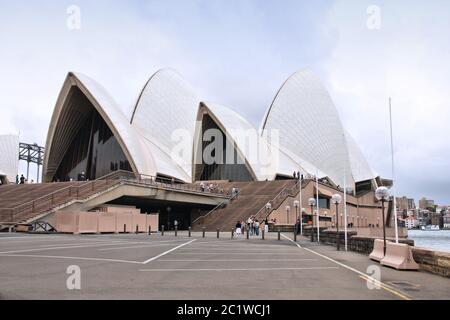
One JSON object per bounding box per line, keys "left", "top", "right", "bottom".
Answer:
{"left": 396, "top": 196, "right": 416, "bottom": 211}
{"left": 419, "top": 197, "right": 435, "bottom": 210}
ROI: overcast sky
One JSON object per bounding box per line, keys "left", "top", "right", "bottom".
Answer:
{"left": 1, "top": 0, "right": 449, "bottom": 204}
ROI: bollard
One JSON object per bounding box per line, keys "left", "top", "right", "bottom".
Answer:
{"left": 188, "top": 227, "right": 191, "bottom": 237}
{"left": 294, "top": 231, "right": 297, "bottom": 242}
{"left": 202, "top": 227, "right": 205, "bottom": 238}
{"left": 217, "top": 229, "right": 220, "bottom": 239}
{"left": 231, "top": 229, "right": 234, "bottom": 239}
{"left": 148, "top": 225, "right": 151, "bottom": 235}
{"left": 246, "top": 229, "right": 249, "bottom": 240}
{"left": 136, "top": 225, "right": 139, "bottom": 234}
{"left": 262, "top": 229, "right": 265, "bottom": 240}
{"left": 278, "top": 231, "right": 280, "bottom": 241}
{"left": 175, "top": 226, "right": 178, "bottom": 237}
{"left": 161, "top": 225, "right": 165, "bottom": 236}
{"left": 123, "top": 224, "right": 126, "bottom": 233}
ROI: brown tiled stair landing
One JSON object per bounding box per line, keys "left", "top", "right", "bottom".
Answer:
{"left": 0, "top": 180, "right": 120, "bottom": 224}
{"left": 192, "top": 180, "right": 295, "bottom": 232}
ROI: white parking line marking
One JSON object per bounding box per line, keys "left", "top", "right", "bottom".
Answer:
{"left": 99, "top": 243, "right": 179, "bottom": 251}
{"left": 174, "top": 252, "right": 307, "bottom": 255}
{"left": 281, "top": 234, "right": 413, "bottom": 300}
{"left": 42, "top": 239, "right": 184, "bottom": 248}
{"left": 158, "top": 259, "right": 319, "bottom": 262}
{"left": 0, "top": 236, "right": 91, "bottom": 242}
{"left": 142, "top": 239, "right": 197, "bottom": 264}
{"left": 139, "top": 267, "right": 339, "bottom": 272}
{"left": 281, "top": 233, "right": 302, "bottom": 248}
{"left": 0, "top": 240, "right": 175, "bottom": 254}
{"left": 39, "top": 241, "right": 131, "bottom": 247}
{"left": 0, "top": 254, "right": 142, "bottom": 264}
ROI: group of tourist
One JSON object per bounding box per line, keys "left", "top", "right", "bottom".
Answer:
{"left": 235, "top": 216, "right": 261, "bottom": 236}
{"left": 199, "top": 182, "right": 224, "bottom": 194}
{"left": 15, "top": 174, "right": 35, "bottom": 184}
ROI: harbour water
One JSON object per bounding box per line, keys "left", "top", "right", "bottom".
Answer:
{"left": 408, "top": 229, "right": 450, "bottom": 253}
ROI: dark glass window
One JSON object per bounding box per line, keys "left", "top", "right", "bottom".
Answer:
{"left": 197, "top": 114, "right": 253, "bottom": 182}
{"left": 318, "top": 196, "right": 330, "bottom": 209}
{"left": 54, "top": 102, "right": 132, "bottom": 181}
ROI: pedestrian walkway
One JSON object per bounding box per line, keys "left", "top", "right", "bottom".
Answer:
{"left": 0, "top": 232, "right": 448, "bottom": 299}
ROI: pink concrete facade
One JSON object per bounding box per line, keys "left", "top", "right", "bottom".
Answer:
{"left": 55, "top": 206, "right": 159, "bottom": 234}
{"left": 268, "top": 180, "right": 401, "bottom": 232}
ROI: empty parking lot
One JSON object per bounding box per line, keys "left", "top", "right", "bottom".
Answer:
{"left": 0, "top": 232, "right": 449, "bottom": 300}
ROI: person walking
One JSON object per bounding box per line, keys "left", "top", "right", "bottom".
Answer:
{"left": 254, "top": 219, "right": 260, "bottom": 236}
{"left": 235, "top": 221, "right": 242, "bottom": 236}
{"left": 247, "top": 217, "right": 253, "bottom": 236}
{"left": 19, "top": 174, "right": 25, "bottom": 184}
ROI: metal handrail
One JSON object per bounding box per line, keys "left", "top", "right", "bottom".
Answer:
{"left": 3, "top": 169, "right": 133, "bottom": 221}
{"left": 254, "top": 179, "right": 305, "bottom": 225}
{"left": 191, "top": 189, "right": 241, "bottom": 225}
{"left": 10, "top": 179, "right": 122, "bottom": 222}
{"left": 1, "top": 170, "right": 231, "bottom": 223}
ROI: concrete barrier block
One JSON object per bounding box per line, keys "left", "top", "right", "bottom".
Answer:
{"left": 369, "top": 239, "right": 387, "bottom": 262}
{"left": 381, "top": 242, "right": 419, "bottom": 270}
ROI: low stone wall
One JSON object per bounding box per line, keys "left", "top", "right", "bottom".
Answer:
{"left": 319, "top": 230, "right": 414, "bottom": 255}
{"left": 268, "top": 224, "right": 294, "bottom": 232}
{"left": 298, "top": 227, "right": 449, "bottom": 278}
{"left": 412, "top": 247, "right": 450, "bottom": 278}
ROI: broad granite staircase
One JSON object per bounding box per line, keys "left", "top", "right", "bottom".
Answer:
{"left": 0, "top": 176, "right": 125, "bottom": 225}
{"left": 191, "top": 180, "right": 300, "bottom": 231}
{"left": 0, "top": 171, "right": 228, "bottom": 229}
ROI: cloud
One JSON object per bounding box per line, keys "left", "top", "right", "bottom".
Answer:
{"left": 321, "top": 0, "right": 450, "bottom": 203}
{"left": 1, "top": 0, "right": 449, "bottom": 204}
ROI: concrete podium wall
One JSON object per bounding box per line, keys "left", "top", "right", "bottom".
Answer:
{"left": 55, "top": 209, "right": 159, "bottom": 234}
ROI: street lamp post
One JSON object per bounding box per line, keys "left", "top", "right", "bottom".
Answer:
{"left": 375, "top": 187, "right": 390, "bottom": 255}
{"left": 285, "top": 205, "right": 291, "bottom": 225}
{"left": 331, "top": 194, "right": 342, "bottom": 251}
{"left": 301, "top": 208, "right": 305, "bottom": 235}
{"left": 308, "top": 198, "right": 316, "bottom": 242}
{"left": 294, "top": 200, "right": 299, "bottom": 235}
{"left": 265, "top": 202, "right": 272, "bottom": 219}
{"left": 265, "top": 202, "right": 272, "bottom": 233}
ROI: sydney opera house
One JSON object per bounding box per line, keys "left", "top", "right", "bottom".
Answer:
{"left": 43, "top": 68, "right": 382, "bottom": 195}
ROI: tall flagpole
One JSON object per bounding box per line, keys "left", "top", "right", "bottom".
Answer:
{"left": 315, "top": 168, "right": 320, "bottom": 243}
{"left": 299, "top": 170, "right": 303, "bottom": 235}
{"left": 389, "top": 98, "right": 399, "bottom": 243}
{"left": 344, "top": 158, "right": 348, "bottom": 251}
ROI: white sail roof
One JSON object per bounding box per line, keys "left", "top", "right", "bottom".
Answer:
{"left": 130, "top": 69, "right": 199, "bottom": 180}
{"left": 0, "top": 134, "right": 19, "bottom": 183}
{"left": 44, "top": 68, "right": 376, "bottom": 186}
{"left": 261, "top": 70, "right": 375, "bottom": 186}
